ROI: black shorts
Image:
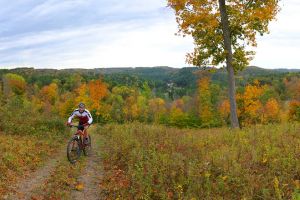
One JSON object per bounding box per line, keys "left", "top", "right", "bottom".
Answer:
{"left": 77, "top": 123, "right": 85, "bottom": 131}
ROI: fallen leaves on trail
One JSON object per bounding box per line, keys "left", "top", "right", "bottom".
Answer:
{"left": 75, "top": 183, "right": 84, "bottom": 191}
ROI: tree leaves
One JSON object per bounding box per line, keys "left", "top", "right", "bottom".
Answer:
{"left": 168, "top": 0, "right": 280, "bottom": 69}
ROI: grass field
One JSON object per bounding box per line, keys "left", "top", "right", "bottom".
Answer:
{"left": 97, "top": 123, "right": 300, "bottom": 199}
{"left": 0, "top": 107, "right": 70, "bottom": 197}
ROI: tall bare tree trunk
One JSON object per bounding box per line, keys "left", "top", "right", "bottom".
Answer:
{"left": 218, "top": 0, "right": 240, "bottom": 128}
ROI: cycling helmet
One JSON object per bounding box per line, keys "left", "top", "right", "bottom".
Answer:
{"left": 78, "top": 102, "right": 85, "bottom": 108}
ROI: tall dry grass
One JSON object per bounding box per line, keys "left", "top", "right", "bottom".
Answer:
{"left": 98, "top": 123, "right": 300, "bottom": 199}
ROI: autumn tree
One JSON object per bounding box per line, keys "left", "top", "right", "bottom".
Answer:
{"left": 148, "top": 98, "right": 166, "bottom": 123}
{"left": 59, "top": 92, "right": 76, "bottom": 118}
{"left": 284, "top": 76, "right": 300, "bottom": 100}
{"left": 197, "top": 76, "right": 214, "bottom": 126}
{"left": 169, "top": 99, "right": 186, "bottom": 126}
{"left": 106, "top": 86, "right": 135, "bottom": 122}
{"left": 219, "top": 99, "right": 230, "bottom": 124}
{"left": 107, "top": 93, "right": 124, "bottom": 123}
{"left": 124, "top": 95, "right": 139, "bottom": 121}
{"left": 113, "top": 86, "right": 138, "bottom": 122}
{"left": 40, "top": 83, "right": 58, "bottom": 105}
{"left": 237, "top": 80, "right": 266, "bottom": 125}
{"left": 88, "top": 79, "right": 108, "bottom": 115}
{"left": 38, "top": 82, "right": 59, "bottom": 114}
{"left": 288, "top": 100, "right": 300, "bottom": 121}
{"left": 72, "top": 79, "right": 109, "bottom": 122}
{"left": 75, "top": 83, "right": 90, "bottom": 106}
{"left": 168, "top": 0, "right": 280, "bottom": 128}
{"left": 2, "top": 73, "right": 27, "bottom": 97}
{"left": 137, "top": 95, "right": 149, "bottom": 122}
{"left": 263, "top": 98, "right": 280, "bottom": 123}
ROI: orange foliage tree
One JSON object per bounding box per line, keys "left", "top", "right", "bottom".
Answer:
{"left": 88, "top": 79, "right": 108, "bottom": 115}
{"left": 39, "top": 83, "right": 59, "bottom": 113}
{"left": 40, "top": 83, "right": 58, "bottom": 105}
{"left": 263, "top": 98, "right": 280, "bottom": 123}
{"left": 219, "top": 99, "right": 230, "bottom": 124}
{"left": 237, "top": 80, "right": 266, "bottom": 125}
{"left": 73, "top": 79, "right": 108, "bottom": 122}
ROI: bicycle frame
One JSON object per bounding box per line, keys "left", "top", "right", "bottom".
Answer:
{"left": 71, "top": 126, "right": 86, "bottom": 149}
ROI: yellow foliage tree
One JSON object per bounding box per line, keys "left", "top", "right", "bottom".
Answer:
{"left": 169, "top": 99, "right": 186, "bottom": 126}
{"left": 58, "top": 92, "right": 76, "bottom": 118}
{"left": 197, "top": 76, "right": 214, "bottom": 126}
{"left": 149, "top": 98, "right": 166, "bottom": 123}
{"left": 123, "top": 96, "right": 139, "bottom": 121}
{"left": 75, "top": 83, "right": 90, "bottom": 107}
{"left": 40, "top": 83, "right": 58, "bottom": 105}
{"left": 2, "top": 73, "right": 26, "bottom": 97}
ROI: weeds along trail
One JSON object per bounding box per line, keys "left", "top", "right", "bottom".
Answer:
{"left": 4, "top": 125, "right": 103, "bottom": 200}
{"left": 98, "top": 123, "right": 300, "bottom": 199}
{"left": 0, "top": 133, "right": 67, "bottom": 199}
{"left": 4, "top": 144, "right": 67, "bottom": 200}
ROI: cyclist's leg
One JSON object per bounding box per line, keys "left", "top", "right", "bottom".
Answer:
{"left": 77, "top": 123, "right": 85, "bottom": 144}
{"left": 83, "top": 125, "right": 90, "bottom": 144}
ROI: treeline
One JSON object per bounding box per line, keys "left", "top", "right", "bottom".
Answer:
{"left": 1, "top": 67, "right": 300, "bottom": 128}
{"left": 2, "top": 66, "right": 295, "bottom": 100}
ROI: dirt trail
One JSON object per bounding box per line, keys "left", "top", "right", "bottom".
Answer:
{"left": 4, "top": 146, "right": 66, "bottom": 200}
{"left": 70, "top": 133, "right": 103, "bottom": 200}
{"left": 4, "top": 127, "right": 104, "bottom": 200}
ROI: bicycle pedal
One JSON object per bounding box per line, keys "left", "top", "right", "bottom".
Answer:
{"left": 73, "top": 135, "right": 80, "bottom": 140}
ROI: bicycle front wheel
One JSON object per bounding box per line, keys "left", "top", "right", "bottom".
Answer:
{"left": 67, "top": 137, "right": 81, "bottom": 164}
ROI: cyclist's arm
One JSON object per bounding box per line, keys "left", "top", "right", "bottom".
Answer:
{"left": 67, "top": 110, "right": 77, "bottom": 124}
{"left": 86, "top": 110, "right": 93, "bottom": 125}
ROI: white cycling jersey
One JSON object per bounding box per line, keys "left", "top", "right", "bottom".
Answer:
{"left": 68, "top": 109, "right": 93, "bottom": 125}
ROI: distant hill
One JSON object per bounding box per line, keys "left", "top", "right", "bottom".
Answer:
{"left": 1, "top": 66, "right": 299, "bottom": 98}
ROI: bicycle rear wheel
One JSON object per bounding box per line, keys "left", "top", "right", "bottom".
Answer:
{"left": 67, "top": 137, "right": 81, "bottom": 164}
{"left": 83, "top": 135, "right": 92, "bottom": 156}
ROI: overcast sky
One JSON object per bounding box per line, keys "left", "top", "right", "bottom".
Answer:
{"left": 0, "top": 0, "right": 299, "bottom": 69}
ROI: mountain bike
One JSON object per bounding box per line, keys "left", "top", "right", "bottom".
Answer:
{"left": 67, "top": 124, "right": 92, "bottom": 164}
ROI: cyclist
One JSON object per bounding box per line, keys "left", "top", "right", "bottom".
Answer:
{"left": 67, "top": 102, "right": 93, "bottom": 144}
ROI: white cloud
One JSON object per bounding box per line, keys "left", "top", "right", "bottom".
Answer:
{"left": 0, "top": 15, "right": 193, "bottom": 68}
{"left": 251, "top": 0, "right": 300, "bottom": 68}
{"left": 1, "top": 0, "right": 300, "bottom": 69}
